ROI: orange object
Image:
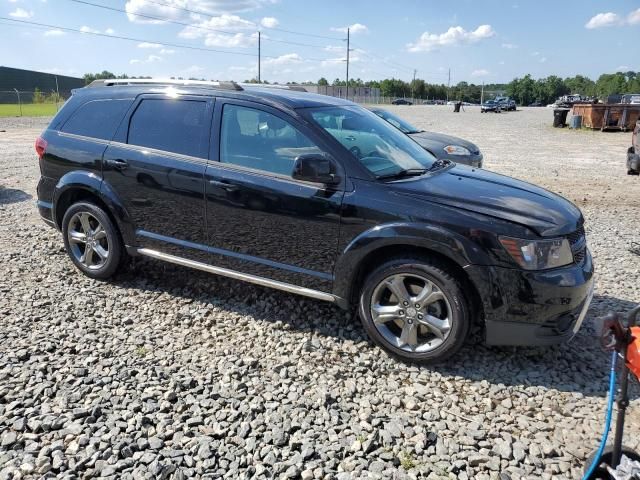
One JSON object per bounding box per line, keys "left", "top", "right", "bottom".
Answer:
{"left": 628, "top": 327, "right": 640, "bottom": 381}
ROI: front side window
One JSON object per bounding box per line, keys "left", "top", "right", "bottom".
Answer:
{"left": 220, "top": 104, "right": 321, "bottom": 176}
{"left": 127, "top": 99, "right": 208, "bottom": 157}
{"left": 61, "top": 99, "right": 131, "bottom": 140}
{"left": 305, "top": 106, "right": 436, "bottom": 177}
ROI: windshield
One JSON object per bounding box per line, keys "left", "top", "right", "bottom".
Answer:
{"left": 305, "top": 105, "right": 436, "bottom": 177}
{"left": 370, "top": 109, "right": 421, "bottom": 134}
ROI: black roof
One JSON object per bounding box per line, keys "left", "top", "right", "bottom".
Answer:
{"left": 74, "top": 81, "right": 353, "bottom": 109}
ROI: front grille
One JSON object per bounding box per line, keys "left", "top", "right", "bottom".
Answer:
{"left": 567, "top": 225, "right": 586, "bottom": 264}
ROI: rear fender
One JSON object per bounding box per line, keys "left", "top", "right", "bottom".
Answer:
{"left": 52, "top": 171, "right": 135, "bottom": 245}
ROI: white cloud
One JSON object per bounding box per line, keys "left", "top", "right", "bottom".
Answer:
{"left": 130, "top": 54, "right": 163, "bottom": 64}
{"left": 471, "top": 69, "right": 489, "bottom": 77}
{"left": 124, "top": 0, "right": 276, "bottom": 24}
{"left": 407, "top": 24, "right": 495, "bottom": 52}
{"left": 501, "top": 43, "right": 517, "bottom": 49}
{"left": 44, "top": 29, "right": 65, "bottom": 37}
{"left": 260, "top": 16, "right": 278, "bottom": 28}
{"left": 627, "top": 8, "right": 640, "bottom": 25}
{"left": 185, "top": 65, "right": 204, "bottom": 73}
{"left": 585, "top": 12, "right": 621, "bottom": 29}
{"left": 331, "top": 23, "right": 368, "bottom": 34}
{"left": 178, "top": 14, "right": 258, "bottom": 47}
{"left": 138, "top": 42, "right": 163, "bottom": 48}
{"left": 80, "top": 26, "right": 100, "bottom": 34}
{"left": 159, "top": 48, "right": 175, "bottom": 54}
{"left": 539, "top": 57, "right": 547, "bottom": 63}
{"left": 9, "top": 7, "right": 33, "bottom": 18}
{"left": 105, "top": 28, "right": 115, "bottom": 35}
{"left": 617, "top": 65, "right": 630, "bottom": 71}
{"left": 263, "top": 53, "right": 302, "bottom": 66}
{"left": 531, "top": 51, "right": 540, "bottom": 56}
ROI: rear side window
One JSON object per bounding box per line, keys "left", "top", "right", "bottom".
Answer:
{"left": 61, "top": 99, "right": 131, "bottom": 141}
{"left": 127, "top": 99, "right": 209, "bottom": 158}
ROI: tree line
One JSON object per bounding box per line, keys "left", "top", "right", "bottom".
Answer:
{"left": 83, "top": 69, "right": 640, "bottom": 105}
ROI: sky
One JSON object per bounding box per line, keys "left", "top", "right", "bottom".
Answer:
{"left": 1, "top": 0, "right": 640, "bottom": 85}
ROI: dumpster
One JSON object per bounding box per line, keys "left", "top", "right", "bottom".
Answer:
{"left": 553, "top": 108, "right": 570, "bottom": 127}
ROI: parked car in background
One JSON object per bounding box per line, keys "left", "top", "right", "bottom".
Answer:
{"left": 391, "top": 98, "right": 412, "bottom": 105}
{"left": 529, "top": 101, "right": 544, "bottom": 107}
{"left": 622, "top": 94, "right": 640, "bottom": 105}
{"left": 495, "top": 96, "right": 516, "bottom": 111}
{"left": 628, "top": 120, "right": 640, "bottom": 175}
{"left": 481, "top": 100, "right": 501, "bottom": 113}
{"left": 370, "top": 108, "right": 483, "bottom": 167}
{"left": 36, "top": 79, "right": 593, "bottom": 363}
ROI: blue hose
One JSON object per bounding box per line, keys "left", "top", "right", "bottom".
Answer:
{"left": 582, "top": 350, "right": 618, "bottom": 480}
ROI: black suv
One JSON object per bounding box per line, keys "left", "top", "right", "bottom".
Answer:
{"left": 36, "top": 79, "right": 594, "bottom": 363}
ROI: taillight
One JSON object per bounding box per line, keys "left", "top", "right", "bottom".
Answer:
{"left": 35, "top": 136, "right": 47, "bottom": 159}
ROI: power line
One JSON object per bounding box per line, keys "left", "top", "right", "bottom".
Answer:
{"left": 68, "top": 0, "right": 335, "bottom": 50}
{"left": 0, "top": 16, "right": 259, "bottom": 57}
{"left": 137, "top": 0, "right": 345, "bottom": 41}
{"left": 1, "top": 17, "right": 341, "bottom": 66}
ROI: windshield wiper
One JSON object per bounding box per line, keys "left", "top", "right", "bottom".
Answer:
{"left": 377, "top": 168, "right": 428, "bottom": 180}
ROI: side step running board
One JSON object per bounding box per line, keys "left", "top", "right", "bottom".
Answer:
{"left": 136, "top": 248, "right": 337, "bottom": 303}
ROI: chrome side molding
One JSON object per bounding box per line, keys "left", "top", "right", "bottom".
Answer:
{"left": 136, "top": 248, "right": 337, "bottom": 303}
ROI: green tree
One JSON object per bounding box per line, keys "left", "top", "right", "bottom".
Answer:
{"left": 33, "top": 87, "right": 44, "bottom": 104}
{"left": 317, "top": 77, "right": 328, "bottom": 86}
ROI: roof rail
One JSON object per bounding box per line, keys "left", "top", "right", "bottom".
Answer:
{"left": 240, "top": 83, "right": 307, "bottom": 92}
{"left": 86, "top": 78, "right": 244, "bottom": 91}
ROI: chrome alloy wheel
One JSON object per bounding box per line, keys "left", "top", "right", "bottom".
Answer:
{"left": 67, "top": 212, "right": 109, "bottom": 270}
{"left": 370, "top": 273, "right": 452, "bottom": 352}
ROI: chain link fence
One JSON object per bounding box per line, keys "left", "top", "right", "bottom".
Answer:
{"left": 0, "top": 89, "right": 69, "bottom": 117}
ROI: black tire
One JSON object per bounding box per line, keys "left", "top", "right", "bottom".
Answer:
{"left": 61, "top": 201, "right": 124, "bottom": 280}
{"left": 583, "top": 445, "right": 640, "bottom": 479}
{"left": 358, "top": 257, "right": 470, "bottom": 364}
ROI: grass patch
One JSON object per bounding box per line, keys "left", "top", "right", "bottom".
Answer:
{"left": 135, "top": 346, "right": 148, "bottom": 357}
{"left": 0, "top": 103, "right": 60, "bottom": 117}
{"left": 399, "top": 451, "right": 417, "bottom": 470}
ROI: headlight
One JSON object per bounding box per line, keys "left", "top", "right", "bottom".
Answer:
{"left": 499, "top": 236, "right": 573, "bottom": 270}
{"left": 443, "top": 145, "right": 471, "bottom": 156}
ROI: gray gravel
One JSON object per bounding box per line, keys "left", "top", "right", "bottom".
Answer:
{"left": 1, "top": 107, "right": 639, "bottom": 479}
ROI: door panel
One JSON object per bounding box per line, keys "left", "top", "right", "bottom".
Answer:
{"left": 204, "top": 101, "right": 344, "bottom": 291}
{"left": 101, "top": 95, "right": 213, "bottom": 262}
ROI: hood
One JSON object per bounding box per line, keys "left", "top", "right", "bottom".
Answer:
{"left": 391, "top": 165, "right": 583, "bottom": 236}
{"left": 409, "top": 131, "right": 480, "bottom": 155}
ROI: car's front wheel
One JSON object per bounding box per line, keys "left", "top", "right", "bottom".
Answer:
{"left": 61, "top": 201, "right": 124, "bottom": 280}
{"left": 358, "top": 257, "right": 469, "bottom": 363}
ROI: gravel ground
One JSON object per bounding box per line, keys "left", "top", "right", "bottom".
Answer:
{"left": 1, "top": 106, "right": 639, "bottom": 480}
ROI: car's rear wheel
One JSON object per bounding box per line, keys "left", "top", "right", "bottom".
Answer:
{"left": 61, "top": 201, "right": 124, "bottom": 280}
{"left": 358, "top": 257, "right": 469, "bottom": 363}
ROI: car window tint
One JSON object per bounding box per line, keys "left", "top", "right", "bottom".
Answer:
{"left": 220, "top": 104, "right": 321, "bottom": 176}
{"left": 61, "top": 99, "right": 131, "bottom": 141}
{"left": 128, "top": 99, "right": 208, "bottom": 157}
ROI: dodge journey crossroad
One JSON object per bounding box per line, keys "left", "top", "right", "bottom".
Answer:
{"left": 35, "top": 79, "right": 594, "bottom": 363}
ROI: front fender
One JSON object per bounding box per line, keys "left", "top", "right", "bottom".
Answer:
{"left": 52, "top": 171, "right": 135, "bottom": 245}
{"left": 332, "top": 222, "right": 490, "bottom": 302}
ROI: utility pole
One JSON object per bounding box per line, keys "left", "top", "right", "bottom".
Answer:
{"left": 481, "top": 81, "right": 485, "bottom": 105}
{"left": 411, "top": 69, "right": 416, "bottom": 101}
{"left": 447, "top": 68, "right": 451, "bottom": 103}
{"left": 257, "top": 31, "right": 261, "bottom": 83}
{"left": 345, "top": 28, "right": 350, "bottom": 100}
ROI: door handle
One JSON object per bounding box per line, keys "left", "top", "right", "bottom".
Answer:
{"left": 345, "top": 135, "right": 356, "bottom": 141}
{"left": 209, "top": 179, "right": 238, "bottom": 192}
{"left": 105, "top": 159, "right": 129, "bottom": 171}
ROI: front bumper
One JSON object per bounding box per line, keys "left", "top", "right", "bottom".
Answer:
{"left": 465, "top": 249, "right": 594, "bottom": 346}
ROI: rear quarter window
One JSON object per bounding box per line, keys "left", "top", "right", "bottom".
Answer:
{"left": 61, "top": 99, "right": 132, "bottom": 141}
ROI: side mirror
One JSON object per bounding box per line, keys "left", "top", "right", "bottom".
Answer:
{"left": 292, "top": 154, "right": 339, "bottom": 185}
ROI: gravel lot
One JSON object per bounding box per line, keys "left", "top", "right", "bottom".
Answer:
{"left": 1, "top": 106, "right": 639, "bottom": 480}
